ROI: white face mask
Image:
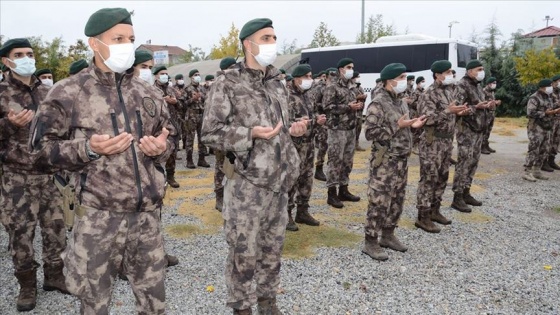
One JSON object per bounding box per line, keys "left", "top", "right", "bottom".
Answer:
{"left": 343, "top": 69, "right": 354, "bottom": 80}
{"left": 250, "top": 41, "right": 277, "bottom": 67}
{"left": 545, "top": 86, "right": 553, "bottom": 95}
{"left": 490, "top": 83, "right": 497, "bottom": 90}
{"left": 392, "top": 79, "right": 407, "bottom": 94}
{"left": 158, "top": 74, "right": 169, "bottom": 84}
{"left": 299, "top": 79, "right": 313, "bottom": 90}
{"left": 168, "top": 81, "right": 173, "bottom": 87}
{"left": 280, "top": 79, "right": 286, "bottom": 86}
{"left": 476, "top": 70, "right": 485, "bottom": 82}
{"left": 354, "top": 78, "right": 360, "bottom": 84}
{"left": 41, "top": 78, "right": 54, "bottom": 87}
{"left": 0, "top": 73, "right": 3, "bottom": 81}
{"left": 442, "top": 75, "right": 454, "bottom": 85}
{"left": 418, "top": 82, "right": 424, "bottom": 88}
{"left": 193, "top": 76, "right": 202, "bottom": 83}
{"left": 138, "top": 69, "right": 152, "bottom": 83}
{"left": 177, "top": 79, "right": 185, "bottom": 85}
{"left": 8, "top": 56, "right": 36, "bottom": 77}
{"left": 96, "top": 39, "right": 135, "bottom": 73}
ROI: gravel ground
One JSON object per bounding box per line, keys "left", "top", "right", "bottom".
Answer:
{"left": 0, "top": 127, "right": 559, "bottom": 315}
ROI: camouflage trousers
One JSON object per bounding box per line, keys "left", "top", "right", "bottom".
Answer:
{"left": 482, "top": 110, "right": 496, "bottom": 147}
{"left": 288, "top": 140, "right": 315, "bottom": 209}
{"left": 355, "top": 116, "right": 363, "bottom": 142}
{"left": 525, "top": 122, "right": 551, "bottom": 169}
{"left": 0, "top": 171, "right": 66, "bottom": 273}
{"left": 185, "top": 108, "right": 207, "bottom": 155}
{"left": 548, "top": 119, "right": 560, "bottom": 158}
{"left": 63, "top": 207, "right": 166, "bottom": 314}
{"left": 326, "top": 129, "right": 356, "bottom": 188}
{"left": 215, "top": 150, "right": 225, "bottom": 192}
{"left": 165, "top": 150, "right": 177, "bottom": 175}
{"left": 314, "top": 125, "right": 328, "bottom": 167}
{"left": 452, "top": 125, "right": 483, "bottom": 193}
{"left": 365, "top": 153, "right": 408, "bottom": 239}
{"left": 416, "top": 138, "right": 453, "bottom": 215}
{"left": 223, "top": 177, "right": 288, "bottom": 310}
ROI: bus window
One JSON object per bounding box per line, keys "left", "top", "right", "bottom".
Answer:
{"left": 457, "top": 44, "right": 478, "bottom": 67}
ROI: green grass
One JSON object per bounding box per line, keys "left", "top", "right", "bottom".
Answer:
{"left": 166, "top": 224, "right": 203, "bottom": 238}
{"left": 283, "top": 224, "right": 362, "bottom": 259}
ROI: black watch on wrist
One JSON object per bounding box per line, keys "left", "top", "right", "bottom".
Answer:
{"left": 85, "top": 140, "right": 101, "bottom": 160}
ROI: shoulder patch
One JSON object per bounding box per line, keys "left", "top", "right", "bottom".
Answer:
{"left": 143, "top": 97, "right": 156, "bottom": 117}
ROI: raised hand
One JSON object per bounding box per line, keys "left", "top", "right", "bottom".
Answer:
{"left": 90, "top": 132, "right": 133, "bottom": 156}
{"left": 139, "top": 127, "right": 170, "bottom": 156}
{"left": 8, "top": 108, "right": 34, "bottom": 127}
{"left": 252, "top": 122, "right": 283, "bottom": 140}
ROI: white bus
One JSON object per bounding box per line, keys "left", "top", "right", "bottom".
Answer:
{"left": 300, "top": 34, "right": 479, "bottom": 110}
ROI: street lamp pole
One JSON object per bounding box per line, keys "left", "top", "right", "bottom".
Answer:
{"left": 448, "top": 21, "right": 459, "bottom": 38}
{"left": 361, "top": 0, "right": 365, "bottom": 41}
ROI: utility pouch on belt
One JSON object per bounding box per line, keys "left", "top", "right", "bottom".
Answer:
{"left": 373, "top": 142, "right": 389, "bottom": 167}
{"left": 53, "top": 173, "right": 77, "bottom": 231}
{"left": 223, "top": 151, "right": 236, "bottom": 179}
{"left": 426, "top": 126, "right": 435, "bottom": 145}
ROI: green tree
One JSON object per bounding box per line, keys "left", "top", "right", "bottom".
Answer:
{"left": 480, "top": 19, "right": 503, "bottom": 79}
{"left": 209, "top": 23, "right": 242, "bottom": 59}
{"left": 177, "top": 45, "right": 207, "bottom": 64}
{"left": 356, "top": 14, "right": 396, "bottom": 44}
{"left": 514, "top": 48, "right": 560, "bottom": 85}
{"left": 280, "top": 39, "right": 299, "bottom": 55}
{"left": 68, "top": 39, "right": 90, "bottom": 60}
{"left": 309, "top": 22, "right": 340, "bottom": 48}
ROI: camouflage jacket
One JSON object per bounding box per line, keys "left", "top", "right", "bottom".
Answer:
{"left": 404, "top": 84, "right": 414, "bottom": 97}
{"left": 287, "top": 82, "right": 317, "bottom": 143}
{"left": 527, "top": 90, "right": 555, "bottom": 130}
{"left": 364, "top": 88, "right": 412, "bottom": 157}
{"left": 552, "top": 87, "right": 560, "bottom": 114}
{"left": 171, "top": 84, "right": 188, "bottom": 118}
{"left": 418, "top": 80, "right": 457, "bottom": 136}
{"left": 351, "top": 84, "right": 365, "bottom": 118}
{"left": 483, "top": 85, "right": 497, "bottom": 112}
{"left": 154, "top": 81, "right": 181, "bottom": 125}
{"left": 370, "top": 82, "right": 383, "bottom": 100}
{"left": 201, "top": 61, "right": 300, "bottom": 193}
{"left": 0, "top": 74, "right": 49, "bottom": 174}
{"left": 409, "top": 87, "right": 425, "bottom": 112}
{"left": 31, "top": 63, "right": 177, "bottom": 212}
{"left": 323, "top": 76, "right": 358, "bottom": 130}
{"left": 186, "top": 81, "right": 205, "bottom": 111}
{"left": 308, "top": 79, "right": 327, "bottom": 114}
{"left": 456, "top": 75, "right": 487, "bottom": 132}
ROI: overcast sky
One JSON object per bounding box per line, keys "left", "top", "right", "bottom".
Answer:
{"left": 1, "top": 1, "right": 558, "bottom": 54}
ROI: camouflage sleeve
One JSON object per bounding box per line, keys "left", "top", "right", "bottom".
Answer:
{"left": 455, "top": 84, "right": 475, "bottom": 111}
{"left": 527, "top": 96, "right": 545, "bottom": 119}
{"left": 185, "top": 86, "right": 196, "bottom": 105}
{"left": 323, "top": 85, "right": 352, "bottom": 115}
{"left": 152, "top": 97, "right": 177, "bottom": 164}
{"left": 0, "top": 117, "right": 19, "bottom": 141}
{"left": 364, "top": 101, "right": 396, "bottom": 142}
{"left": 419, "top": 92, "right": 447, "bottom": 126}
{"left": 201, "top": 77, "right": 252, "bottom": 152}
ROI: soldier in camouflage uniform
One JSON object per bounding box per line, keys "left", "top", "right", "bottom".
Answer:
{"left": 371, "top": 78, "right": 383, "bottom": 100}
{"left": 0, "top": 38, "right": 69, "bottom": 312}
{"left": 415, "top": 61, "right": 470, "bottom": 234}
{"left": 409, "top": 76, "right": 426, "bottom": 153}
{"left": 323, "top": 58, "right": 363, "bottom": 208}
{"left": 481, "top": 77, "right": 501, "bottom": 155}
{"left": 285, "top": 64, "right": 326, "bottom": 231}
{"left": 35, "top": 68, "right": 54, "bottom": 89}
{"left": 309, "top": 68, "right": 330, "bottom": 181}
{"left": 352, "top": 71, "right": 367, "bottom": 151}
{"left": 153, "top": 65, "right": 181, "bottom": 188}
{"left": 212, "top": 57, "right": 238, "bottom": 212}
{"left": 171, "top": 74, "right": 188, "bottom": 152}
{"left": 31, "top": 9, "right": 177, "bottom": 314}
{"left": 522, "top": 79, "right": 559, "bottom": 182}
{"left": 201, "top": 18, "right": 306, "bottom": 315}
{"left": 185, "top": 69, "right": 209, "bottom": 168}
{"left": 546, "top": 74, "right": 560, "bottom": 170}
{"left": 362, "top": 63, "right": 426, "bottom": 261}
{"left": 451, "top": 60, "right": 490, "bottom": 213}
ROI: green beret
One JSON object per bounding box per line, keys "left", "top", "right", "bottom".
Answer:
{"left": 337, "top": 58, "right": 353, "bottom": 69}
{"left": 416, "top": 76, "right": 425, "bottom": 84}
{"left": 319, "top": 70, "right": 326, "bottom": 76}
{"left": 279, "top": 68, "right": 286, "bottom": 74}
{"left": 380, "top": 63, "right": 406, "bottom": 81}
{"left": 152, "top": 65, "right": 167, "bottom": 75}
{"left": 189, "top": 69, "right": 199, "bottom": 77}
{"left": 291, "top": 64, "right": 312, "bottom": 78}
{"left": 0, "top": 38, "right": 32, "bottom": 58}
{"left": 375, "top": 78, "right": 382, "bottom": 83}
{"left": 352, "top": 71, "right": 360, "bottom": 79}
{"left": 84, "top": 8, "right": 132, "bottom": 37}
{"left": 538, "top": 79, "right": 552, "bottom": 88}
{"left": 205, "top": 75, "right": 215, "bottom": 81}
{"left": 431, "top": 60, "right": 452, "bottom": 73}
{"left": 552, "top": 74, "right": 560, "bottom": 82}
{"left": 312, "top": 73, "right": 319, "bottom": 79}
{"left": 220, "top": 57, "right": 236, "bottom": 70}
{"left": 486, "top": 77, "right": 496, "bottom": 85}
{"left": 466, "top": 59, "right": 483, "bottom": 70}
{"left": 239, "top": 18, "right": 273, "bottom": 40}
{"left": 327, "top": 68, "right": 337, "bottom": 74}
{"left": 34, "top": 69, "right": 52, "bottom": 77}
{"left": 407, "top": 75, "right": 415, "bottom": 81}
{"left": 133, "top": 50, "right": 153, "bottom": 66}
{"left": 286, "top": 74, "right": 293, "bottom": 82}
{"left": 69, "top": 59, "right": 89, "bottom": 75}
{"left": 175, "top": 74, "right": 184, "bottom": 80}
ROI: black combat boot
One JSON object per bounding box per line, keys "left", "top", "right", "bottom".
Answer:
{"left": 186, "top": 152, "right": 196, "bottom": 169}
{"left": 166, "top": 254, "right": 179, "bottom": 267}
{"left": 215, "top": 187, "right": 224, "bottom": 212}
{"left": 15, "top": 268, "right": 37, "bottom": 312}
{"left": 286, "top": 207, "right": 298, "bottom": 231}
{"left": 338, "top": 185, "right": 360, "bottom": 202}
{"left": 257, "top": 297, "right": 282, "bottom": 315}
{"left": 166, "top": 172, "right": 180, "bottom": 188}
{"left": 430, "top": 204, "right": 452, "bottom": 225}
{"left": 481, "top": 142, "right": 491, "bottom": 155}
{"left": 362, "top": 234, "right": 388, "bottom": 261}
{"left": 233, "top": 308, "right": 252, "bottom": 315}
{"left": 327, "top": 186, "right": 343, "bottom": 208}
{"left": 43, "top": 263, "right": 70, "bottom": 295}
{"left": 197, "top": 154, "right": 210, "bottom": 168}
{"left": 295, "top": 204, "right": 320, "bottom": 226}
{"left": 415, "top": 209, "right": 442, "bottom": 233}
{"left": 314, "top": 165, "right": 326, "bottom": 181}
{"left": 541, "top": 161, "right": 554, "bottom": 172}
{"left": 451, "top": 192, "right": 472, "bottom": 213}
{"left": 379, "top": 227, "right": 408, "bottom": 252}
{"left": 488, "top": 145, "right": 496, "bottom": 153}
{"left": 549, "top": 156, "right": 560, "bottom": 170}
{"left": 463, "top": 188, "right": 482, "bottom": 206}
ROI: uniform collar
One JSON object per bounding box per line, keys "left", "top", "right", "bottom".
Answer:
{"left": 7, "top": 72, "right": 41, "bottom": 91}
{"left": 90, "top": 58, "right": 134, "bottom": 87}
